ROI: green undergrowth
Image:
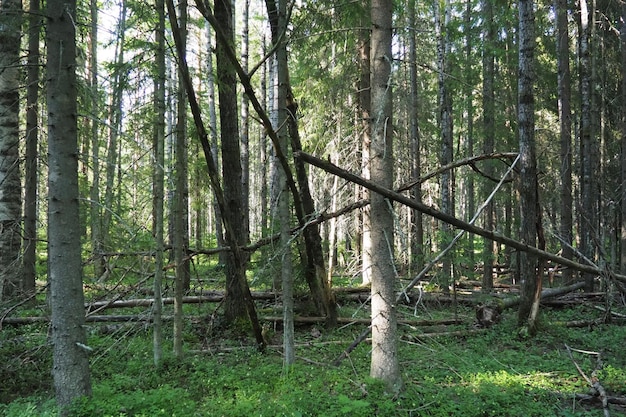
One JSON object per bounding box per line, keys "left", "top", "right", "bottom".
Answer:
{"left": 2, "top": 304, "right": 626, "bottom": 416}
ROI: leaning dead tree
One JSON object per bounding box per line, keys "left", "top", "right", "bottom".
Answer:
{"left": 297, "top": 151, "right": 626, "bottom": 284}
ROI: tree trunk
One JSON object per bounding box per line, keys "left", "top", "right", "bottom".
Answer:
{"left": 621, "top": 0, "right": 626, "bottom": 275}
{"left": 46, "top": 0, "right": 92, "bottom": 408}
{"left": 579, "top": 0, "right": 595, "bottom": 292}
{"left": 101, "top": 5, "right": 127, "bottom": 270}
{"left": 168, "top": 0, "right": 266, "bottom": 350}
{"left": 481, "top": 0, "right": 495, "bottom": 292}
{"left": 358, "top": 18, "right": 372, "bottom": 286}
{"left": 369, "top": 0, "right": 401, "bottom": 393}
{"left": 517, "top": 0, "right": 541, "bottom": 335}
{"left": 0, "top": 0, "right": 23, "bottom": 300}
{"left": 173, "top": 0, "right": 189, "bottom": 358}
{"left": 23, "top": 0, "right": 40, "bottom": 297}
{"left": 241, "top": 0, "right": 251, "bottom": 244}
{"left": 556, "top": 0, "right": 574, "bottom": 284}
{"left": 265, "top": 0, "right": 337, "bottom": 325}
{"left": 215, "top": 0, "right": 248, "bottom": 323}
{"left": 152, "top": 0, "right": 166, "bottom": 366}
{"left": 408, "top": 0, "right": 423, "bottom": 274}
{"left": 437, "top": 0, "right": 454, "bottom": 291}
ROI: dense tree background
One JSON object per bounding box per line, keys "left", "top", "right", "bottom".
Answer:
{"left": 3, "top": 0, "right": 626, "bottom": 407}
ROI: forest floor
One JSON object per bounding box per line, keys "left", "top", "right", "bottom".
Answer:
{"left": 2, "top": 284, "right": 626, "bottom": 416}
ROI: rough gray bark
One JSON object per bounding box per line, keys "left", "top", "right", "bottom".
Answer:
{"left": 517, "top": 0, "right": 541, "bottom": 335}
{"left": 556, "top": 0, "right": 573, "bottom": 284}
{"left": 0, "top": 0, "right": 23, "bottom": 300}
{"left": 369, "top": 0, "right": 401, "bottom": 393}
{"left": 152, "top": 0, "right": 166, "bottom": 366}
{"left": 23, "top": 0, "right": 40, "bottom": 297}
{"left": 240, "top": 0, "right": 251, "bottom": 243}
{"left": 46, "top": 0, "right": 92, "bottom": 408}
{"left": 481, "top": 0, "right": 495, "bottom": 292}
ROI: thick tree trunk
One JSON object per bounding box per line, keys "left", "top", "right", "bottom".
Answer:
{"left": 169, "top": 0, "right": 265, "bottom": 349}
{"left": 23, "top": 0, "right": 40, "bottom": 297}
{"left": 0, "top": 0, "right": 23, "bottom": 300}
{"left": 46, "top": 0, "right": 92, "bottom": 408}
{"left": 516, "top": 0, "right": 541, "bottom": 335}
{"left": 369, "top": 0, "right": 401, "bottom": 393}
{"left": 215, "top": 0, "right": 249, "bottom": 323}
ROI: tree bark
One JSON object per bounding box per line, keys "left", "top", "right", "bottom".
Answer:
{"left": 214, "top": 0, "right": 249, "bottom": 323}
{"left": 437, "top": 0, "right": 454, "bottom": 290}
{"left": 46, "top": 0, "right": 92, "bottom": 408}
{"left": 168, "top": 0, "right": 265, "bottom": 349}
{"left": 172, "top": 0, "right": 189, "bottom": 359}
{"left": 369, "top": 0, "right": 401, "bottom": 393}
{"left": 621, "top": 0, "right": 626, "bottom": 276}
{"left": 481, "top": 0, "right": 496, "bottom": 292}
{"left": 0, "top": 0, "right": 23, "bottom": 300}
{"left": 152, "top": 0, "right": 166, "bottom": 366}
{"left": 579, "top": 0, "right": 596, "bottom": 292}
{"left": 408, "top": 0, "right": 423, "bottom": 274}
{"left": 556, "top": 0, "right": 574, "bottom": 284}
{"left": 517, "top": 0, "right": 541, "bottom": 334}
{"left": 23, "top": 0, "right": 40, "bottom": 297}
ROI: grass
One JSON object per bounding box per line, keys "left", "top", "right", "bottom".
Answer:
{"left": 1, "top": 302, "right": 626, "bottom": 416}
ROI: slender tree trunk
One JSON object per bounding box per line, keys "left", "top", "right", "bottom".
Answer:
{"left": 408, "top": 0, "right": 423, "bottom": 274}
{"left": 517, "top": 0, "right": 541, "bottom": 335}
{"left": 241, "top": 0, "right": 250, "bottom": 243}
{"left": 556, "top": 0, "right": 573, "bottom": 283}
{"left": 152, "top": 0, "right": 166, "bottom": 366}
{"left": 173, "top": 0, "right": 189, "bottom": 359}
{"left": 358, "top": 17, "right": 372, "bottom": 286}
{"left": 101, "top": 3, "right": 127, "bottom": 274}
{"left": 369, "top": 0, "right": 401, "bottom": 393}
{"left": 0, "top": 0, "right": 23, "bottom": 300}
{"left": 437, "top": 0, "right": 453, "bottom": 290}
{"left": 464, "top": 0, "right": 475, "bottom": 268}
{"left": 23, "top": 0, "right": 40, "bottom": 297}
{"left": 46, "top": 0, "right": 92, "bottom": 408}
{"left": 579, "top": 0, "right": 596, "bottom": 292}
{"left": 481, "top": 0, "right": 495, "bottom": 292}
{"left": 206, "top": 24, "right": 225, "bottom": 264}
{"left": 269, "top": 0, "right": 295, "bottom": 366}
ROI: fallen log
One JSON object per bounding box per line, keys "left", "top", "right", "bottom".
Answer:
{"left": 261, "top": 316, "right": 463, "bottom": 326}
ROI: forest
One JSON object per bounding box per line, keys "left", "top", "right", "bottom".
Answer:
{"left": 2, "top": 0, "right": 626, "bottom": 415}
